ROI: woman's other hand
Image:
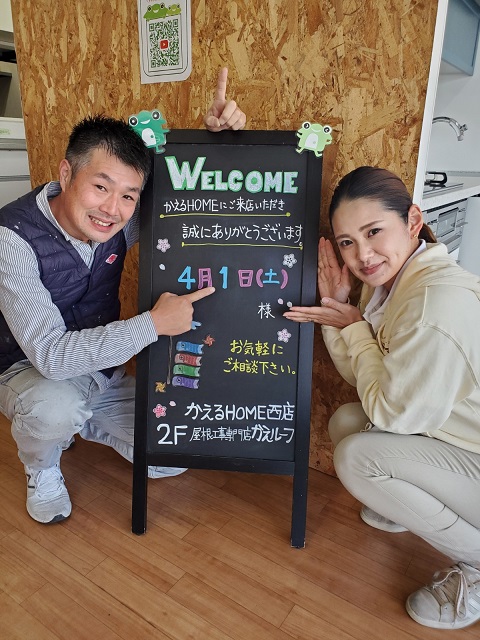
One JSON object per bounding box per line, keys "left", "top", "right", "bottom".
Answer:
{"left": 284, "top": 298, "right": 363, "bottom": 329}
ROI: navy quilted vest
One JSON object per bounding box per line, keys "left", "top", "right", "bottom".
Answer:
{"left": 0, "top": 187, "right": 127, "bottom": 376}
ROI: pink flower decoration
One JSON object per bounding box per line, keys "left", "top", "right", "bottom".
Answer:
{"left": 153, "top": 403, "right": 167, "bottom": 418}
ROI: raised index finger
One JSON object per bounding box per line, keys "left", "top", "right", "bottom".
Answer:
{"left": 214, "top": 67, "right": 228, "bottom": 102}
{"left": 184, "top": 286, "right": 216, "bottom": 303}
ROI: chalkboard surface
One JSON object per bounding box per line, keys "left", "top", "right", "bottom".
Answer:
{"left": 133, "top": 130, "right": 322, "bottom": 546}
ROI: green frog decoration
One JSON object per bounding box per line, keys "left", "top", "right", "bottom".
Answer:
{"left": 128, "top": 109, "right": 170, "bottom": 154}
{"left": 296, "top": 122, "right": 332, "bottom": 157}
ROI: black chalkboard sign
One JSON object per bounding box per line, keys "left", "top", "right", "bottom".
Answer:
{"left": 132, "top": 130, "right": 322, "bottom": 547}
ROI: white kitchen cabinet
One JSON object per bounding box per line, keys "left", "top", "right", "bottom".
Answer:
{"left": 0, "top": 116, "right": 31, "bottom": 207}
{"left": 442, "top": 0, "right": 480, "bottom": 75}
{"left": 458, "top": 196, "right": 480, "bottom": 275}
{"left": 414, "top": 0, "right": 480, "bottom": 201}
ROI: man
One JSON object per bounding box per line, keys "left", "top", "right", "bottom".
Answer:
{"left": 0, "top": 68, "right": 245, "bottom": 524}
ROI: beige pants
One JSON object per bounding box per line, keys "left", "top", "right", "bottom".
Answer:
{"left": 329, "top": 402, "right": 480, "bottom": 567}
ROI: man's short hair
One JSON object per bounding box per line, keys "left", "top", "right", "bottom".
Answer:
{"left": 65, "top": 114, "right": 152, "bottom": 187}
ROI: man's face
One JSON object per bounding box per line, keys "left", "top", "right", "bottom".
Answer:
{"left": 52, "top": 147, "right": 144, "bottom": 243}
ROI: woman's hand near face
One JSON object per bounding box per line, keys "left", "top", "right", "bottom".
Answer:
{"left": 318, "top": 237, "right": 351, "bottom": 303}
{"left": 284, "top": 297, "right": 363, "bottom": 329}
{"left": 284, "top": 237, "right": 361, "bottom": 328}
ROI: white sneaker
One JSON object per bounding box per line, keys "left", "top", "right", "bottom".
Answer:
{"left": 406, "top": 563, "right": 480, "bottom": 629}
{"left": 360, "top": 505, "right": 408, "bottom": 533}
{"left": 25, "top": 464, "right": 72, "bottom": 524}
{"left": 147, "top": 466, "right": 187, "bottom": 478}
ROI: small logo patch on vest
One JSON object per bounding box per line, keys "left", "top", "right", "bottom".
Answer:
{"left": 105, "top": 254, "right": 118, "bottom": 264}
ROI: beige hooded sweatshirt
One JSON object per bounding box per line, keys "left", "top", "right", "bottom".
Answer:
{"left": 322, "top": 242, "right": 480, "bottom": 454}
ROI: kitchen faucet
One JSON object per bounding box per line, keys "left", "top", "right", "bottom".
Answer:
{"left": 432, "top": 116, "right": 468, "bottom": 141}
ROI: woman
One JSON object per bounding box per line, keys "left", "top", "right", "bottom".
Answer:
{"left": 284, "top": 166, "right": 480, "bottom": 631}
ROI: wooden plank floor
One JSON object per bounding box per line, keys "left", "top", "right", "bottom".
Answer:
{"left": 0, "top": 411, "right": 477, "bottom": 640}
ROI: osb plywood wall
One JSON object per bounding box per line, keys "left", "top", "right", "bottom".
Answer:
{"left": 12, "top": 0, "right": 438, "bottom": 475}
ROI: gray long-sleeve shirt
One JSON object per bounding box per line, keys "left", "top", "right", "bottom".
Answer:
{"left": 0, "top": 182, "right": 157, "bottom": 390}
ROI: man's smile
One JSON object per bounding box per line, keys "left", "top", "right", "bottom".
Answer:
{"left": 89, "top": 215, "right": 115, "bottom": 228}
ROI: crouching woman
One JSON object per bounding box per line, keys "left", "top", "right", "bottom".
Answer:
{"left": 284, "top": 166, "right": 480, "bottom": 631}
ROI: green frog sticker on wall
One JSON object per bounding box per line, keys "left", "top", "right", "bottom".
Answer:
{"left": 128, "top": 109, "right": 170, "bottom": 153}
{"left": 296, "top": 122, "right": 333, "bottom": 157}
{"left": 143, "top": 3, "right": 182, "bottom": 21}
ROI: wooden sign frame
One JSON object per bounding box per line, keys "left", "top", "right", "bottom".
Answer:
{"left": 132, "top": 130, "right": 322, "bottom": 547}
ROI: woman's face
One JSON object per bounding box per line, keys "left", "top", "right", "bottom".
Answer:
{"left": 332, "top": 198, "right": 423, "bottom": 290}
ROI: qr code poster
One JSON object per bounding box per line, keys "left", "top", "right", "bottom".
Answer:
{"left": 137, "top": 1, "right": 192, "bottom": 83}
